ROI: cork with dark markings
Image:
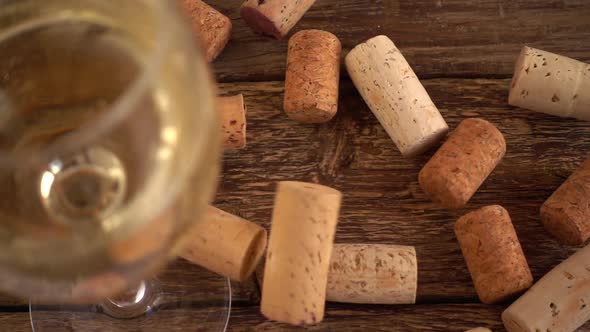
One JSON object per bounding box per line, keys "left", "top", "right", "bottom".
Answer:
{"left": 218, "top": 94, "right": 247, "bottom": 149}
{"left": 284, "top": 30, "right": 341, "bottom": 123}
{"left": 509, "top": 46, "right": 590, "bottom": 121}
{"left": 179, "top": 0, "right": 232, "bottom": 62}
{"left": 540, "top": 158, "right": 590, "bottom": 246}
{"left": 261, "top": 181, "right": 341, "bottom": 326}
{"left": 419, "top": 118, "right": 506, "bottom": 209}
{"left": 240, "top": 0, "right": 316, "bottom": 39}
{"left": 455, "top": 205, "right": 533, "bottom": 304}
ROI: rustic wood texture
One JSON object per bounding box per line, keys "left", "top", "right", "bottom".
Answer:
{"left": 210, "top": 0, "right": 590, "bottom": 82}
{"left": 2, "top": 0, "right": 590, "bottom": 330}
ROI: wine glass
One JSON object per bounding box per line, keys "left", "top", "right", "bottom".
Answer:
{"left": 0, "top": 0, "right": 229, "bottom": 330}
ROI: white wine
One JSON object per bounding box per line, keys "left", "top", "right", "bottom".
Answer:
{"left": 0, "top": 0, "right": 220, "bottom": 302}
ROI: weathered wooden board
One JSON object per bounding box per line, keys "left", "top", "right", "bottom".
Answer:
{"left": 208, "top": 0, "right": 590, "bottom": 82}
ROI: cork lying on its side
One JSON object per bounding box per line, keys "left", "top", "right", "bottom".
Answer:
{"left": 541, "top": 158, "right": 590, "bottom": 246}
{"left": 179, "top": 0, "right": 232, "bottom": 62}
{"left": 261, "top": 181, "right": 342, "bottom": 326}
{"left": 284, "top": 30, "right": 341, "bottom": 123}
{"left": 502, "top": 243, "right": 590, "bottom": 332}
{"left": 181, "top": 206, "right": 267, "bottom": 282}
{"left": 218, "top": 94, "right": 247, "bottom": 150}
{"left": 327, "top": 244, "right": 417, "bottom": 304}
{"left": 455, "top": 205, "right": 533, "bottom": 304}
{"left": 419, "top": 118, "right": 506, "bottom": 209}
{"left": 509, "top": 46, "right": 590, "bottom": 121}
{"left": 241, "top": 0, "right": 316, "bottom": 39}
{"left": 346, "top": 35, "right": 449, "bottom": 157}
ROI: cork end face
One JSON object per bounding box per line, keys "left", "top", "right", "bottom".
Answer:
{"left": 508, "top": 46, "right": 533, "bottom": 106}
{"left": 540, "top": 202, "right": 587, "bottom": 246}
{"left": 418, "top": 168, "right": 468, "bottom": 210}
{"left": 460, "top": 118, "right": 507, "bottom": 156}
{"left": 240, "top": 6, "right": 282, "bottom": 39}
{"left": 206, "top": 17, "right": 232, "bottom": 62}
{"left": 238, "top": 227, "right": 268, "bottom": 282}
{"left": 284, "top": 105, "right": 337, "bottom": 124}
{"left": 402, "top": 124, "right": 449, "bottom": 157}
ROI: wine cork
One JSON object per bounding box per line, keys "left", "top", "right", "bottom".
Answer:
{"left": 466, "top": 329, "right": 492, "bottom": 332}
{"left": 179, "top": 0, "right": 232, "bottom": 62}
{"left": 502, "top": 243, "right": 590, "bottom": 332}
{"left": 240, "top": 0, "right": 316, "bottom": 39}
{"left": 346, "top": 35, "right": 449, "bottom": 157}
{"left": 181, "top": 206, "right": 267, "bottom": 282}
{"left": 261, "top": 181, "right": 342, "bottom": 325}
{"left": 284, "top": 30, "right": 341, "bottom": 123}
{"left": 218, "top": 94, "right": 247, "bottom": 150}
{"left": 541, "top": 158, "right": 590, "bottom": 246}
{"left": 327, "top": 244, "right": 417, "bottom": 304}
{"left": 509, "top": 46, "right": 590, "bottom": 121}
{"left": 455, "top": 205, "right": 533, "bottom": 304}
{"left": 110, "top": 208, "right": 175, "bottom": 264}
{"left": 419, "top": 118, "right": 506, "bottom": 209}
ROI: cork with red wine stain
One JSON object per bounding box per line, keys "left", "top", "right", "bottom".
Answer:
{"left": 540, "top": 158, "right": 590, "bottom": 246}
{"left": 261, "top": 181, "right": 342, "bottom": 325}
{"left": 241, "top": 0, "right": 316, "bottom": 39}
{"left": 419, "top": 118, "right": 506, "bottom": 209}
{"left": 179, "top": 0, "right": 231, "bottom": 62}
{"left": 284, "top": 30, "right": 341, "bottom": 123}
{"left": 455, "top": 205, "right": 533, "bottom": 304}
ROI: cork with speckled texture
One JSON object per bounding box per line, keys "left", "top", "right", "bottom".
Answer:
{"left": 218, "top": 94, "right": 247, "bottom": 150}
{"left": 261, "top": 181, "right": 342, "bottom": 326}
{"left": 455, "top": 205, "right": 533, "bottom": 304}
{"left": 241, "top": 0, "right": 316, "bottom": 39}
{"left": 419, "top": 118, "right": 506, "bottom": 210}
{"left": 181, "top": 206, "right": 267, "bottom": 282}
{"left": 327, "top": 244, "right": 417, "bottom": 304}
{"left": 502, "top": 243, "right": 590, "bottom": 332}
{"left": 540, "top": 158, "right": 590, "bottom": 246}
{"left": 179, "top": 0, "right": 231, "bottom": 62}
{"left": 345, "top": 35, "right": 449, "bottom": 157}
{"left": 284, "top": 30, "right": 341, "bottom": 123}
{"left": 509, "top": 46, "right": 590, "bottom": 121}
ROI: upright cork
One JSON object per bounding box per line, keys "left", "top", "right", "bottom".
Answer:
{"left": 502, "top": 243, "right": 590, "bottom": 332}
{"left": 540, "top": 158, "right": 590, "bottom": 246}
{"left": 327, "top": 244, "right": 417, "bottom": 304}
{"left": 284, "top": 30, "right": 341, "bottom": 123}
{"left": 455, "top": 205, "right": 533, "bottom": 304}
{"left": 509, "top": 46, "right": 590, "bottom": 121}
{"left": 241, "top": 0, "right": 316, "bottom": 39}
{"left": 261, "top": 181, "right": 342, "bottom": 326}
{"left": 181, "top": 206, "right": 267, "bottom": 282}
{"left": 218, "top": 94, "right": 247, "bottom": 150}
{"left": 419, "top": 118, "right": 506, "bottom": 209}
{"left": 179, "top": 0, "right": 232, "bottom": 62}
{"left": 466, "top": 329, "right": 492, "bottom": 332}
{"left": 346, "top": 35, "right": 449, "bottom": 157}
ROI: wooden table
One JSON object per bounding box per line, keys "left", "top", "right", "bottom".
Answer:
{"left": 2, "top": 0, "right": 590, "bottom": 331}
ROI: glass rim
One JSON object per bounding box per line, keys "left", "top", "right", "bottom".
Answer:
{"left": 0, "top": 0, "right": 174, "bottom": 167}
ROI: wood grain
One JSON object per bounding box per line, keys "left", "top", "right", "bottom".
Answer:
{"left": 209, "top": 0, "right": 590, "bottom": 82}
{"left": 2, "top": 304, "right": 588, "bottom": 331}
{"left": 216, "top": 79, "right": 588, "bottom": 304}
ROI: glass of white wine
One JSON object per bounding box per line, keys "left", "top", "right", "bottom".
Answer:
{"left": 0, "top": 0, "right": 229, "bottom": 330}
